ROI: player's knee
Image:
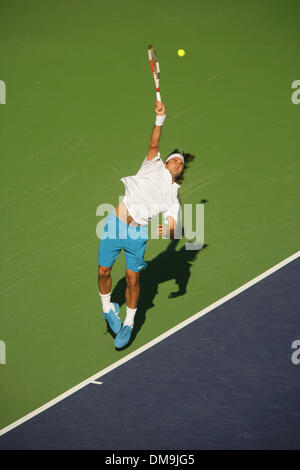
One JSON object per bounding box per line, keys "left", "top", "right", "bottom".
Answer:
{"left": 126, "top": 271, "right": 140, "bottom": 289}
{"left": 98, "top": 265, "right": 111, "bottom": 279}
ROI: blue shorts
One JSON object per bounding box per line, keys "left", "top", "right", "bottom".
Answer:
{"left": 97, "top": 211, "right": 149, "bottom": 272}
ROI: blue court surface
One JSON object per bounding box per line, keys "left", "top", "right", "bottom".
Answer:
{"left": 0, "top": 255, "right": 299, "bottom": 450}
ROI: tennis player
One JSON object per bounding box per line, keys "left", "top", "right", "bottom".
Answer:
{"left": 97, "top": 101, "right": 194, "bottom": 349}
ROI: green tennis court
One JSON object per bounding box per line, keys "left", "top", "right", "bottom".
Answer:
{"left": 1, "top": 0, "right": 299, "bottom": 431}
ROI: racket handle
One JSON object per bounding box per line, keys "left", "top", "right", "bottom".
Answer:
{"left": 156, "top": 91, "right": 161, "bottom": 102}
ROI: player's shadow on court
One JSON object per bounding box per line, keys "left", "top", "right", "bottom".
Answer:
{"left": 111, "top": 239, "right": 208, "bottom": 348}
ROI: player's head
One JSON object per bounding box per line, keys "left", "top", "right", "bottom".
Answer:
{"left": 164, "top": 149, "right": 195, "bottom": 184}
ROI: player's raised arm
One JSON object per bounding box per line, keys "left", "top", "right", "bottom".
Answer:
{"left": 146, "top": 101, "right": 166, "bottom": 162}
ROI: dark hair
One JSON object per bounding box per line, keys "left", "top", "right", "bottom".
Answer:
{"left": 165, "top": 148, "right": 196, "bottom": 184}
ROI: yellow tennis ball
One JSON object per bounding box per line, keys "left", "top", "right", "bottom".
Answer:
{"left": 177, "top": 49, "right": 185, "bottom": 57}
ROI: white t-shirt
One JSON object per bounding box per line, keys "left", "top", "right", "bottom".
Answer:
{"left": 120, "top": 152, "right": 181, "bottom": 226}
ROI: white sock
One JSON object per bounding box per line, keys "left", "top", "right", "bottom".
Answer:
{"left": 99, "top": 292, "right": 116, "bottom": 314}
{"left": 123, "top": 306, "right": 137, "bottom": 327}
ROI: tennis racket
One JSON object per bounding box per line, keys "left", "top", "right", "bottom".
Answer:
{"left": 148, "top": 45, "right": 161, "bottom": 102}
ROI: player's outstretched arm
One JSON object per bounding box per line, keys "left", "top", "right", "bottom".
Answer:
{"left": 146, "top": 101, "right": 166, "bottom": 162}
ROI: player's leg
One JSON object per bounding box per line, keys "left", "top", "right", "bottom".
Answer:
{"left": 97, "top": 265, "right": 122, "bottom": 334}
{"left": 114, "top": 268, "right": 141, "bottom": 350}
{"left": 98, "top": 265, "right": 116, "bottom": 313}
{"left": 114, "top": 225, "right": 148, "bottom": 349}
{"left": 98, "top": 265, "right": 112, "bottom": 295}
{"left": 125, "top": 268, "right": 141, "bottom": 309}
{"left": 97, "top": 212, "right": 122, "bottom": 334}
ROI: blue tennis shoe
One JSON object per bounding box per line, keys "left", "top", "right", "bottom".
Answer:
{"left": 103, "top": 303, "right": 122, "bottom": 334}
{"left": 114, "top": 325, "right": 133, "bottom": 349}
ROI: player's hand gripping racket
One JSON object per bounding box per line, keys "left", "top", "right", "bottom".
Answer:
{"left": 148, "top": 45, "right": 161, "bottom": 102}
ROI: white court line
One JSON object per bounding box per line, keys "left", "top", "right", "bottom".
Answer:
{"left": 0, "top": 250, "right": 299, "bottom": 437}
{"left": 90, "top": 381, "right": 103, "bottom": 385}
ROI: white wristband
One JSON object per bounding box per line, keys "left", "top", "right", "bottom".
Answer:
{"left": 155, "top": 114, "right": 166, "bottom": 126}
